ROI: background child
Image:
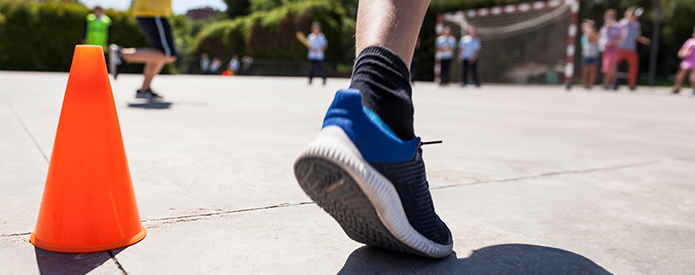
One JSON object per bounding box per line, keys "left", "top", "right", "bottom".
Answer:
{"left": 200, "top": 53, "right": 210, "bottom": 74}
{"left": 599, "top": 9, "right": 621, "bottom": 90}
{"left": 581, "top": 20, "right": 600, "bottom": 89}
{"left": 616, "top": 6, "right": 651, "bottom": 91}
{"left": 209, "top": 57, "right": 222, "bottom": 75}
{"left": 228, "top": 55, "right": 240, "bottom": 75}
{"left": 436, "top": 26, "right": 456, "bottom": 86}
{"left": 307, "top": 22, "right": 328, "bottom": 85}
{"left": 672, "top": 27, "right": 695, "bottom": 95}
{"left": 82, "top": 6, "right": 111, "bottom": 53}
{"left": 457, "top": 26, "right": 481, "bottom": 87}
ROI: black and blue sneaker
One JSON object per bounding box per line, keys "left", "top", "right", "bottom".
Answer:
{"left": 135, "top": 88, "right": 163, "bottom": 99}
{"left": 294, "top": 89, "right": 453, "bottom": 258}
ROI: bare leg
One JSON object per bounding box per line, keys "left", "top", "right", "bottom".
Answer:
{"left": 605, "top": 62, "right": 617, "bottom": 87}
{"left": 355, "top": 0, "right": 430, "bottom": 68}
{"left": 121, "top": 48, "right": 177, "bottom": 90}
{"left": 581, "top": 66, "right": 588, "bottom": 87}
{"left": 349, "top": 0, "right": 431, "bottom": 139}
{"left": 588, "top": 64, "right": 597, "bottom": 88}
{"left": 141, "top": 61, "right": 166, "bottom": 90}
{"left": 603, "top": 72, "right": 612, "bottom": 86}
{"left": 122, "top": 48, "right": 176, "bottom": 64}
{"left": 603, "top": 67, "right": 612, "bottom": 86}
{"left": 674, "top": 69, "right": 687, "bottom": 90}
{"left": 689, "top": 70, "right": 695, "bottom": 92}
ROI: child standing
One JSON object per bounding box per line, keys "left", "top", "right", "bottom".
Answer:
{"left": 210, "top": 57, "right": 222, "bottom": 75}
{"left": 228, "top": 55, "right": 240, "bottom": 75}
{"left": 307, "top": 22, "right": 328, "bottom": 85}
{"left": 457, "top": 26, "right": 481, "bottom": 87}
{"left": 673, "top": 27, "right": 695, "bottom": 95}
{"left": 82, "top": 6, "right": 112, "bottom": 53}
{"left": 617, "top": 7, "right": 651, "bottom": 91}
{"left": 599, "top": 9, "right": 621, "bottom": 90}
{"left": 200, "top": 53, "right": 210, "bottom": 74}
{"left": 581, "top": 20, "right": 600, "bottom": 89}
{"left": 436, "top": 26, "right": 456, "bottom": 86}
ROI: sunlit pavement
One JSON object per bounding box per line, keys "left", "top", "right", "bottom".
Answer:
{"left": 1, "top": 71, "right": 694, "bottom": 274}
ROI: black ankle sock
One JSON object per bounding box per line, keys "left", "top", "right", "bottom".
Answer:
{"left": 349, "top": 46, "right": 415, "bottom": 140}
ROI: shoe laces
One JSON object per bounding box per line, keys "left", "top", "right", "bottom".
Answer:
{"left": 418, "top": 140, "right": 442, "bottom": 153}
{"left": 421, "top": 140, "right": 442, "bottom": 145}
{"left": 148, "top": 89, "right": 161, "bottom": 97}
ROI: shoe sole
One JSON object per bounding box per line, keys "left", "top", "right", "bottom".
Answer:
{"left": 135, "top": 94, "right": 163, "bottom": 100}
{"left": 294, "top": 126, "right": 453, "bottom": 258}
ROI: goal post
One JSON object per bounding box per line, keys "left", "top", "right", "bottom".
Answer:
{"left": 435, "top": 0, "right": 580, "bottom": 87}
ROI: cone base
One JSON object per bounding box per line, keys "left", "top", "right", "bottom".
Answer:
{"left": 30, "top": 226, "right": 147, "bottom": 253}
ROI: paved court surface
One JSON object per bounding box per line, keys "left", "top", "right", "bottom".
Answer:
{"left": 1, "top": 71, "right": 694, "bottom": 274}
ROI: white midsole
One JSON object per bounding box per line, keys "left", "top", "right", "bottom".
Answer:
{"left": 295, "top": 125, "right": 453, "bottom": 258}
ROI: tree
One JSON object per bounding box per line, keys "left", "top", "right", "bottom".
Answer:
{"left": 224, "top": 0, "right": 250, "bottom": 19}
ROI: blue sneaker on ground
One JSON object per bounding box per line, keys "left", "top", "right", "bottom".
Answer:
{"left": 294, "top": 89, "right": 453, "bottom": 258}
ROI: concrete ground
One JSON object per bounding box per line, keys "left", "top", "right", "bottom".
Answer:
{"left": 1, "top": 71, "right": 694, "bottom": 274}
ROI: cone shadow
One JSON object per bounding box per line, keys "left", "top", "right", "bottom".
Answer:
{"left": 338, "top": 244, "right": 612, "bottom": 275}
{"left": 34, "top": 247, "right": 122, "bottom": 275}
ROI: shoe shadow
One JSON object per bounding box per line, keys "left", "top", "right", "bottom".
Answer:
{"left": 34, "top": 247, "right": 122, "bottom": 275}
{"left": 127, "top": 100, "right": 173, "bottom": 109}
{"left": 337, "top": 244, "right": 612, "bottom": 275}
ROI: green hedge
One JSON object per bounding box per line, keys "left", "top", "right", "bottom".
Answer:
{"left": 194, "top": 1, "right": 355, "bottom": 63}
{"left": 0, "top": 1, "right": 147, "bottom": 71}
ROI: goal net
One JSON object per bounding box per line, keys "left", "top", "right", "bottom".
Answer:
{"left": 435, "top": 0, "right": 580, "bottom": 85}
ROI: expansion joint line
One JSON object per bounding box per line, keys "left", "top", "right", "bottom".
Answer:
{"left": 0, "top": 232, "right": 31, "bottom": 237}
{"left": 2, "top": 156, "right": 691, "bottom": 237}
{"left": 107, "top": 250, "right": 128, "bottom": 275}
{"left": 1, "top": 203, "right": 319, "bottom": 237}
{"left": 431, "top": 157, "right": 691, "bottom": 190}
{"left": 141, "top": 157, "right": 683, "bottom": 224}
{"left": 141, "top": 201, "right": 316, "bottom": 224}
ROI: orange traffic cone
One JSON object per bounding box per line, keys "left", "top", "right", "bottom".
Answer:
{"left": 30, "top": 45, "right": 146, "bottom": 253}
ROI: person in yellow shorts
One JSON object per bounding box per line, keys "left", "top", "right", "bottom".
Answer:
{"left": 109, "top": 0, "right": 177, "bottom": 99}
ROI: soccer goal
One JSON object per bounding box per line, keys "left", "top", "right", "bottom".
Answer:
{"left": 435, "top": 0, "right": 580, "bottom": 86}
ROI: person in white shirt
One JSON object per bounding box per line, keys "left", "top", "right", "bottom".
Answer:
{"left": 200, "top": 53, "right": 210, "bottom": 75}
{"left": 209, "top": 57, "right": 222, "bottom": 75}
{"left": 436, "top": 26, "right": 456, "bottom": 86}
{"left": 228, "top": 55, "right": 240, "bottom": 75}
{"left": 457, "top": 26, "right": 481, "bottom": 87}
{"left": 307, "top": 22, "right": 328, "bottom": 85}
